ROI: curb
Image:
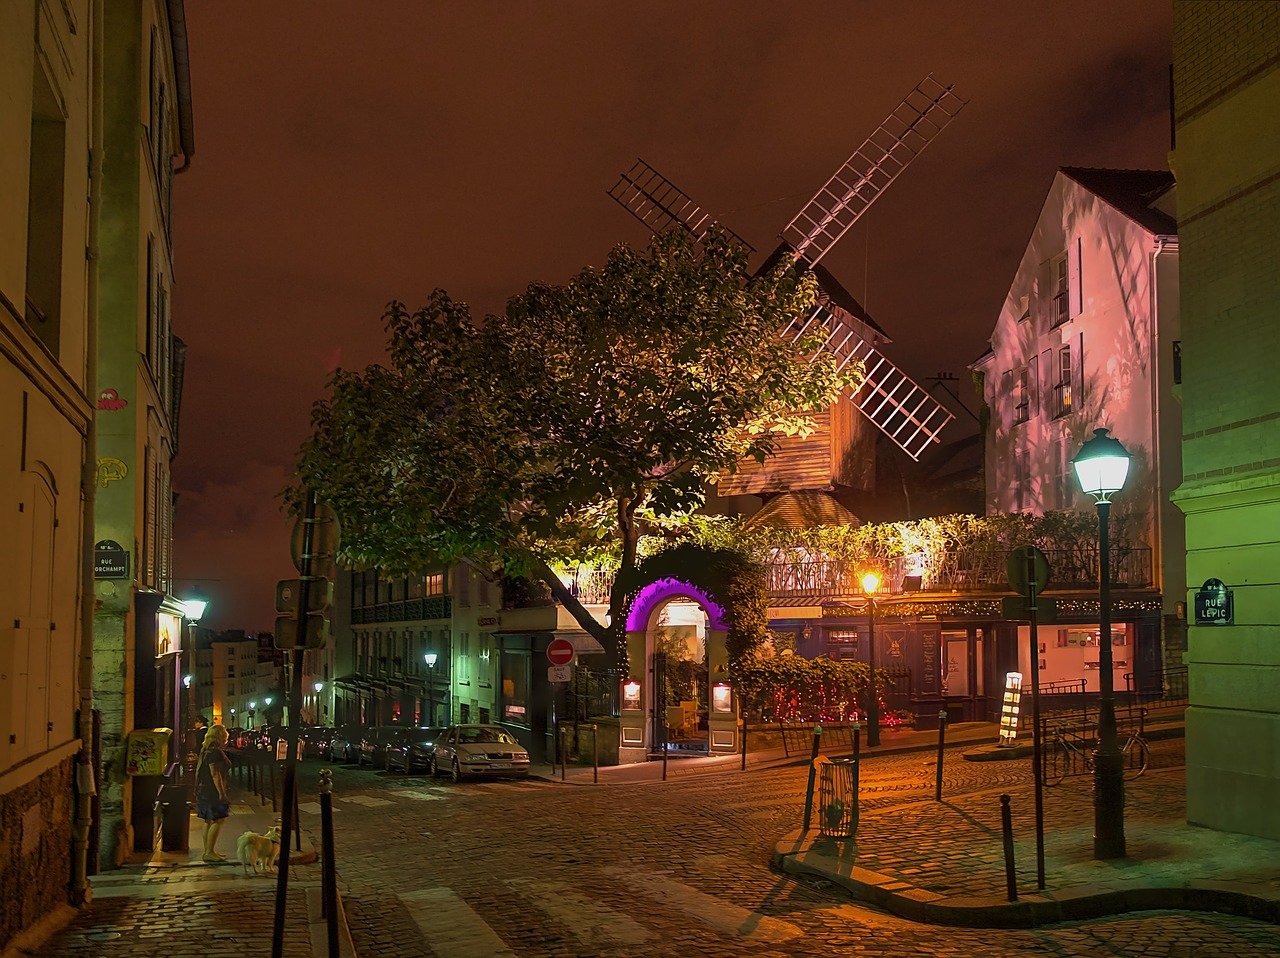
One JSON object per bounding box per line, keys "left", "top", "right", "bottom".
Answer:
{"left": 964, "top": 722, "right": 1185, "bottom": 762}
{"left": 772, "top": 830, "right": 1280, "bottom": 928}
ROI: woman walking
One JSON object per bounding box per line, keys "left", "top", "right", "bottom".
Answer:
{"left": 194, "top": 724, "right": 232, "bottom": 862}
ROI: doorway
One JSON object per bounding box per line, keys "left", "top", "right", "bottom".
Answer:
{"left": 942, "top": 626, "right": 989, "bottom": 722}
{"left": 649, "top": 603, "right": 709, "bottom": 754}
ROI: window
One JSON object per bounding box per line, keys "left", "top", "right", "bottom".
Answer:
{"left": 1173, "top": 340, "right": 1182, "bottom": 385}
{"left": 1052, "top": 436, "right": 1074, "bottom": 510}
{"left": 1013, "top": 448, "right": 1030, "bottom": 512}
{"left": 425, "top": 573, "right": 445, "bottom": 596}
{"left": 1052, "top": 255, "right": 1069, "bottom": 328}
{"left": 25, "top": 65, "right": 67, "bottom": 356}
{"left": 1000, "top": 369, "right": 1014, "bottom": 427}
{"left": 458, "top": 632, "right": 470, "bottom": 684}
{"left": 501, "top": 654, "right": 529, "bottom": 723}
{"left": 1014, "top": 367, "right": 1030, "bottom": 424}
{"left": 457, "top": 569, "right": 471, "bottom": 607}
{"left": 1053, "top": 345, "right": 1073, "bottom": 418}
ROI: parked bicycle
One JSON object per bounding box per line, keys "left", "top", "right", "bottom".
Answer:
{"left": 1043, "top": 720, "right": 1149, "bottom": 786}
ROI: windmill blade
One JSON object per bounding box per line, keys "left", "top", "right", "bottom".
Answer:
{"left": 607, "top": 158, "right": 754, "bottom": 252}
{"left": 785, "top": 299, "right": 955, "bottom": 460}
{"left": 782, "top": 75, "right": 966, "bottom": 268}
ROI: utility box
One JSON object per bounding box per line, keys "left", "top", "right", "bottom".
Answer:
{"left": 125, "top": 728, "right": 172, "bottom": 776}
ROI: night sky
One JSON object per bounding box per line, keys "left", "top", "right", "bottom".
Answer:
{"left": 172, "top": 2, "right": 1173, "bottom": 633}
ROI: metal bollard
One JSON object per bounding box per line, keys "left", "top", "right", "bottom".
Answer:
{"left": 851, "top": 755, "right": 860, "bottom": 835}
{"left": 319, "top": 770, "right": 339, "bottom": 958}
{"left": 935, "top": 710, "right": 947, "bottom": 802}
{"left": 591, "top": 724, "right": 599, "bottom": 785}
{"left": 1000, "top": 793, "right": 1018, "bottom": 902}
{"left": 852, "top": 721, "right": 861, "bottom": 761}
{"left": 740, "top": 716, "right": 748, "bottom": 772}
{"left": 802, "top": 725, "right": 823, "bottom": 831}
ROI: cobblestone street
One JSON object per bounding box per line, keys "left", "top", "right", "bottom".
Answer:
{"left": 33, "top": 738, "right": 1280, "bottom": 957}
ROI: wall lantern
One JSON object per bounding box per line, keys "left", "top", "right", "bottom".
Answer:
{"left": 711, "top": 682, "right": 733, "bottom": 714}
{"left": 182, "top": 674, "right": 192, "bottom": 689}
{"left": 622, "top": 679, "right": 641, "bottom": 710}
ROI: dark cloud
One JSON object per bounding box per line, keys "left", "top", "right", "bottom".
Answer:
{"left": 173, "top": 1, "right": 1172, "bottom": 632}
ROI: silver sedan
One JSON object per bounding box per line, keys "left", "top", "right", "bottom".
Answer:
{"left": 430, "top": 725, "right": 531, "bottom": 783}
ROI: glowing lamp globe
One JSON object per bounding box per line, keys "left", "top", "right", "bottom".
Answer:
{"left": 861, "top": 572, "right": 880, "bottom": 595}
{"left": 1073, "top": 428, "right": 1131, "bottom": 502}
{"left": 424, "top": 652, "right": 438, "bottom": 668}
{"left": 180, "top": 598, "right": 208, "bottom": 622}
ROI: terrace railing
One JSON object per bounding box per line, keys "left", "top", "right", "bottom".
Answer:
{"left": 766, "top": 546, "right": 1151, "bottom": 599}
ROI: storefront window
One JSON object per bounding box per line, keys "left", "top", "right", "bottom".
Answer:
{"left": 501, "top": 653, "right": 529, "bottom": 724}
{"left": 1019, "top": 624, "right": 1129, "bottom": 686}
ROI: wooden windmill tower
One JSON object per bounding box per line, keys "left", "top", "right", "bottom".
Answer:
{"left": 608, "top": 75, "right": 966, "bottom": 526}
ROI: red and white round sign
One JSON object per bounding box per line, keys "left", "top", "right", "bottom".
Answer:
{"left": 546, "top": 637, "right": 576, "bottom": 667}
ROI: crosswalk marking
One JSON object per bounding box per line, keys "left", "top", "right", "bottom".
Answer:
{"left": 602, "top": 867, "right": 802, "bottom": 943}
{"left": 389, "top": 788, "right": 445, "bottom": 801}
{"left": 400, "top": 887, "right": 517, "bottom": 958}
{"left": 506, "top": 877, "right": 654, "bottom": 947}
{"left": 341, "top": 794, "right": 393, "bottom": 808}
{"left": 298, "top": 801, "right": 322, "bottom": 816}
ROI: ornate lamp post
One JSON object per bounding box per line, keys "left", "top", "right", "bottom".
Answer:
{"left": 179, "top": 598, "right": 207, "bottom": 808}
{"left": 1072, "top": 427, "right": 1131, "bottom": 859}
{"left": 862, "top": 572, "right": 881, "bottom": 748}
{"left": 424, "top": 653, "right": 438, "bottom": 726}
{"left": 248, "top": 701, "right": 257, "bottom": 730}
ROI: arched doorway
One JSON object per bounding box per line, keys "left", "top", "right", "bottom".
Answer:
{"left": 619, "top": 576, "right": 738, "bottom": 763}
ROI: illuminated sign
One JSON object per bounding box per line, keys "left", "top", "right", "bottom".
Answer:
{"left": 711, "top": 682, "right": 732, "bottom": 714}
{"left": 997, "top": 671, "right": 1023, "bottom": 747}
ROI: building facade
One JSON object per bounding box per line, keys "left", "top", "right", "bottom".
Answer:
{"left": 1171, "top": 0, "right": 1280, "bottom": 840}
{"left": 91, "top": 0, "right": 193, "bottom": 867}
{"left": 972, "top": 166, "right": 1185, "bottom": 682}
{"left": 0, "top": 1, "right": 96, "bottom": 946}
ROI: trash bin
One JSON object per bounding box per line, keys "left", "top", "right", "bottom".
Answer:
{"left": 155, "top": 782, "right": 190, "bottom": 852}
{"left": 818, "top": 757, "right": 857, "bottom": 838}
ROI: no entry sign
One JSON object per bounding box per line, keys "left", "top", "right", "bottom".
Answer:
{"left": 546, "top": 637, "right": 576, "bottom": 667}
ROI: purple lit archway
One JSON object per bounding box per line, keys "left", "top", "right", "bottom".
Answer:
{"left": 624, "top": 576, "right": 730, "bottom": 633}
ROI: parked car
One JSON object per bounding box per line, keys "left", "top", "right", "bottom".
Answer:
{"left": 301, "top": 726, "right": 335, "bottom": 758}
{"left": 357, "top": 726, "right": 405, "bottom": 768}
{"left": 327, "top": 725, "right": 362, "bottom": 763}
{"left": 385, "top": 727, "right": 445, "bottom": 773}
{"left": 430, "top": 725, "right": 531, "bottom": 783}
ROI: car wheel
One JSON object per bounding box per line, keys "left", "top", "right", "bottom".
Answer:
{"left": 426, "top": 755, "right": 437, "bottom": 777}
{"left": 450, "top": 759, "right": 463, "bottom": 785}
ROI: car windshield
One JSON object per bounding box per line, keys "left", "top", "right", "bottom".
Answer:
{"left": 408, "top": 728, "right": 440, "bottom": 743}
{"left": 457, "top": 726, "right": 517, "bottom": 745}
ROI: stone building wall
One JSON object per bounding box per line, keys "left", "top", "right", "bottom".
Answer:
{"left": 0, "top": 758, "right": 74, "bottom": 950}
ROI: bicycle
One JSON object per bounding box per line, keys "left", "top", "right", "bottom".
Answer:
{"left": 1043, "top": 721, "right": 1149, "bottom": 786}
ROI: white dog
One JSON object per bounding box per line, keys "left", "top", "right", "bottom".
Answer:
{"left": 236, "top": 826, "right": 282, "bottom": 875}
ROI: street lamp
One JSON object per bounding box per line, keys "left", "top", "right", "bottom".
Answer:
{"left": 312, "top": 681, "right": 324, "bottom": 725}
{"left": 1072, "top": 427, "right": 1131, "bottom": 859}
{"left": 424, "top": 650, "right": 440, "bottom": 727}
{"left": 861, "top": 572, "right": 881, "bottom": 748}
{"left": 178, "top": 596, "right": 208, "bottom": 845}
{"left": 248, "top": 701, "right": 257, "bottom": 729}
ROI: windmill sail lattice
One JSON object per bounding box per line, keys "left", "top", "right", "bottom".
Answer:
{"left": 786, "top": 297, "right": 953, "bottom": 461}
{"left": 605, "top": 75, "right": 964, "bottom": 461}
{"left": 607, "top": 159, "right": 754, "bottom": 252}
{"left": 782, "top": 75, "right": 966, "bottom": 268}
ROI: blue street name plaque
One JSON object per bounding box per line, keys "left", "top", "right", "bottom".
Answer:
{"left": 1194, "top": 578, "right": 1234, "bottom": 626}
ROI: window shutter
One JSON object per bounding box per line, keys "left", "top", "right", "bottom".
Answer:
{"left": 1028, "top": 355, "right": 1039, "bottom": 418}
{"left": 1039, "top": 349, "right": 1052, "bottom": 417}
{"left": 1001, "top": 370, "right": 1013, "bottom": 429}
{"left": 1076, "top": 332, "right": 1085, "bottom": 408}
{"left": 1069, "top": 237, "right": 1084, "bottom": 317}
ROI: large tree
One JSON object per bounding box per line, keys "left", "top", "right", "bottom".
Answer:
{"left": 294, "top": 230, "right": 858, "bottom": 670}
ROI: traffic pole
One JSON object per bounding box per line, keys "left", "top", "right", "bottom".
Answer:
{"left": 1027, "top": 553, "right": 1047, "bottom": 890}
{"left": 802, "top": 725, "right": 823, "bottom": 831}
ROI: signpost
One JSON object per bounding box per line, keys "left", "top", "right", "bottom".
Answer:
{"left": 548, "top": 664, "right": 572, "bottom": 683}
{"left": 546, "top": 638, "right": 576, "bottom": 667}
{"left": 1006, "top": 544, "right": 1050, "bottom": 891}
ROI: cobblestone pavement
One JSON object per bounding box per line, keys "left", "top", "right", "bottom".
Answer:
{"left": 312, "top": 739, "right": 1280, "bottom": 957}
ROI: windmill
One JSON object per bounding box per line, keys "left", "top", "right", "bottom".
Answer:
{"left": 608, "top": 76, "right": 966, "bottom": 499}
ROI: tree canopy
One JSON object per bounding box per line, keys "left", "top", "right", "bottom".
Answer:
{"left": 294, "top": 229, "right": 857, "bottom": 670}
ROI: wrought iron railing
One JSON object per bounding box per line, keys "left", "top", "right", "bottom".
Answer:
{"left": 766, "top": 546, "right": 1151, "bottom": 598}
{"left": 352, "top": 595, "right": 451, "bottom": 624}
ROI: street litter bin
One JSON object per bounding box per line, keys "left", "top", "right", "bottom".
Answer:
{"left": 155, "top": 782, "right": 190, "bottom": 852}
{"left": 818, "top": 757, "right": 857, "bottom": 838}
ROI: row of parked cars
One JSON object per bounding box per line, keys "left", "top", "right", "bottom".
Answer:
{"left": 319, "top": 724, "right": 532, "bottom": 783}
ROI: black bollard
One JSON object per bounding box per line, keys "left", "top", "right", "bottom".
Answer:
{"left": 591, "top": 723, "right": 599, "bottom": 785}
{"left": 853, "top": 721, "right": 861, "bottom": 762}
{"left": 935, "top": 710, "right": 947, "bottom": 802}
{"left": 319, "top": 770, "right": 339, "bottom": 958}
{"left": 802, "top": 725, "right": 823, "bottom": 831}
{"left": 851, "top": 755, "right": 861, "bottom": 835}
{"left": 1000, "top": 793, "right": 1018, "bottom": 902}
{"left": 740, "top": 716, "right": 748, "bottom": 772}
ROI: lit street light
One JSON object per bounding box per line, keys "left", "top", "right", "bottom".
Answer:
{"left": 424, "top": 652, "right": 438, "bottom": 726}
{"left": 1072, "top": 427, "right": 1131, "bottom": 860}
{"left": 179, "top": 597, "right": 208, "bottom": 849}
{"left": 862, "top": 571, "right": 881, "bottom": 748}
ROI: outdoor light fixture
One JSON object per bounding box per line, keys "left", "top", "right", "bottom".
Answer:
{"left": 265, "top": 696, "right": 273, "bottom": 706}
{"left": 862, "top": 572, "right": 882, "bottom": 747}
{"left": 1074, "top": 426, "right": 1131, "bottom": 859}
{"left": 712, "top": 682, "right": 732, "bottom": 714}
{"left": 622, "top": 678, "right": 641, "bottom": 710}
{"left": 313, "top": 681, "right": 324, "bottom": 693}
{"left": 183, "top": 674, "right": 192, "bottom": 689}
{"left": 423, "top": 653, "right": 438, "bottom": 725}
{"left": 1072, "top": 428, "right": 1131, "bottom": 502}
{"left": 179, "top": 598, "right": 208, "bottom": 622}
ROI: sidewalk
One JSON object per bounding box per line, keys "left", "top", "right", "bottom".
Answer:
{"left": 21, "top": 786, "right": 354, "bottom": 958}
{"left": 773, "top": 738, "right": 1280, "bottom": 928}
{"left": 532, "top": 720, "right": 1002, "bottom": 785}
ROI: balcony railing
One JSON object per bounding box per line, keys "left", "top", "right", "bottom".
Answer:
{"left": 767, "top": 546, "right": 1152, "bottom": 599}
{"left": 351, "top": 594, "right": 451, "bottom": 624}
